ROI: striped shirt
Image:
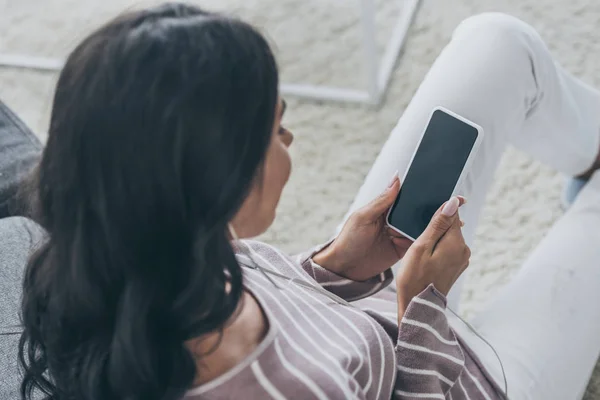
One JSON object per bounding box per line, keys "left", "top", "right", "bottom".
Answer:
{"left": 183, "top": 240, "right": 505, "bottom": 400}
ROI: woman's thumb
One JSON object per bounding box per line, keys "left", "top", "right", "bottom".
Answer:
{"left": 420, "top": 197, "right": 460, "bottom": 244}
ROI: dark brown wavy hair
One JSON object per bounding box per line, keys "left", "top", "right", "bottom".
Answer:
{"left": 18, "top": 3, "right": 278, "bottom": 399}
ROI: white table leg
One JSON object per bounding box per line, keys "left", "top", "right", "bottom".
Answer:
{"left": 360, "top": 0, "right": 380, "bottom": 104}
{"left": 0, "top": 0, "right": 421, "bottom": 105}
{"left": 378, "top": 0, "right": 421, "bottom": 95}
{"left": 282, "top": 0, "right": 421, "bottom": 106}
{"left": 0, "top": 54, "right": 63, "bottom": 71}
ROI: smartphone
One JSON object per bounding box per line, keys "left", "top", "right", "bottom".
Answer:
{"left": 386, "top": 107, "right": 483, "bottom": 241}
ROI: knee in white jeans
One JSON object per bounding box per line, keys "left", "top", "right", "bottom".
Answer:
{"left": 447, "top": 12, "right": 544, "bottom": 133}
{"left": 451, "top": 12, "right": 544, "bottom": 78}
{"left": 453, "top": 12, "right": 537, "bottom": 44}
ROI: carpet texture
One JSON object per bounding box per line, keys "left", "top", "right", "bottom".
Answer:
{"left": 1, "top": 0, "right": 600, "bottom": 397}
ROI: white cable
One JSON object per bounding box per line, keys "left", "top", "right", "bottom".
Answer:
{"left": 446, "top": 307, "right": 508, "bottom": 398}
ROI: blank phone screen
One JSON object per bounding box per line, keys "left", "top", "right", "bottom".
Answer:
{"left": 388, "top": 109, "right": 479, "bottom": 239}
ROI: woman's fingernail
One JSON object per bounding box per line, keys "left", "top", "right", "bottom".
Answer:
{"left": 388, "top": 170, "right": 399, "bottom": 188}
{"left": 442, "top": 197, "right": 460, "bottom": 216}
{"left": 458, "top": 195, "right": 468, "bottom": 204}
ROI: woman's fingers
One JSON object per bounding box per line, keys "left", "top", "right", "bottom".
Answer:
{"left": 418, "top": 197, "right": 460, "bottom": 247}
{"left": 433, "top": 216, "right": 470, "bottom": 267}
{"left": 355, "top": 175, "right": 401, "bottom": 222}
{"left": 391, "top": 236, "right": 413, "bottom": 258}
{"left": 386, "top": 196, "right": 467, "bottom": 240}
{"left": 391, "top": 236, "right": 412, "bottom": 247}
{"left": 387, "top": 226, "right": 406, "bottom": 238}
{"left": 438, "top": 215, "right": 464, "bottom": 243}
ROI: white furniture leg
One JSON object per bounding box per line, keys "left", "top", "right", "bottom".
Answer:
{"left": 0, "top": 0, "right": 420, "bottom": 106}
{"left": 281, "top": 0, "right": 421, "bottom": 105}
{"left": 0, "top": 54, "right": 63, "bottom": 71}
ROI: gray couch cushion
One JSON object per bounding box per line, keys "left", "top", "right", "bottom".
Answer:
{"left": 0, "top": 217, "right": 45, "bottom": 399}
{"left": 0, "top": 100, "right": 41, "bottom": 219}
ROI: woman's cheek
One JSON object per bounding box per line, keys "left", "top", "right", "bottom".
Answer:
{"left": 269, "top": 146, "right": 291, "bottom": 210}
{"left": 282, "top": 147, "right": 292, "bottom": 185}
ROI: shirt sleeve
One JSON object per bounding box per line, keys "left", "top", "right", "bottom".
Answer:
{"left": 394, "top": 284, "right": 466, "bottom": 398}
{"left": 295, "top": 241, "right": 394, "bottom": 302}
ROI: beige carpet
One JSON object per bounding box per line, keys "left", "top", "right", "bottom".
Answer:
{"left": 2, "top": 0, "right": 600, "bottom": 397}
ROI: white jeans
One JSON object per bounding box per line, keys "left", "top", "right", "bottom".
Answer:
{"left": 342, "top": 13, "right": 600, "bottom": 400}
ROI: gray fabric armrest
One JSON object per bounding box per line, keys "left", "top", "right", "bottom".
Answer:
{"left": 0, "top": 217, "right": 45, "bottom": 399}
{"left": 0, "top": 100, "right": 42, "bottom": 219}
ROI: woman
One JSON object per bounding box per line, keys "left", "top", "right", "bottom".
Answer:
{"left": 1, "top": 2, "right": 600, "bottom": 399}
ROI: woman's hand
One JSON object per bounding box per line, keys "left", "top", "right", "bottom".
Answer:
{"left": 312, "top": 174, "right": 413, "bottom": 281}
{"left": 395, "top": 196, "right": 470, "bottom": 320}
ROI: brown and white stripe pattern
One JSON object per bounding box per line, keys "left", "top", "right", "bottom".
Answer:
{"left": 184, "top": 241, "right": 503, "bottom": 400}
